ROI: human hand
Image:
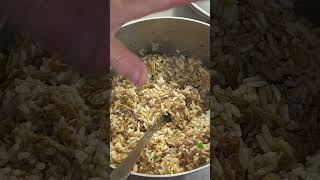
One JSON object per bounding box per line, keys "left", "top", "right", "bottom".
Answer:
{"left": 0, "top": 0, "right": 198, "bottom": 85}
{"left": 110, "top": 0, "right": 198, "bottom": 86}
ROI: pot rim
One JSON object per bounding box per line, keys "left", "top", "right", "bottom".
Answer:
{"left": 110, "top": 164, "right": 210, "bottom": 178}
{"left": 122, "top": 16, "right": 210, "bottom": 28}
{"left": 113, "top": 16, "right": 210, "bottom": 178}
{"left": 190, "top": 2, "right": 210, "bottom": 19}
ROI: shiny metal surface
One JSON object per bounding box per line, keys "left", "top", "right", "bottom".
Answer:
{"left": 175, "top": 6, "right": 209, "bottom": 23}
{"left": 126, "top": 165, "right": 209, "bottom": 180}
{"left": 190, "top": 1, "right": 210, "bottom": 21}
{"left": 117, "top": 17, "right": 210, "bottom": 67}
{"left": 113, "top": 17, "right": 210, "bottom": 180}
{"left": 132, "top": 4, "right": 210, "bottom": 24}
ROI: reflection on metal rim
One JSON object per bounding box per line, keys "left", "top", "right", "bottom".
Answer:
{"left": 110, "top": 164, "right": 210, "bottom": 178}
{"left": 122, "top": 16, "right": 210, "bottom": 28}
{"left": 190, "top": 2, "right": 210, "bottom": 19}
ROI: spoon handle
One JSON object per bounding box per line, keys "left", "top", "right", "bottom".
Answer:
{"left": 110, "top": 120, "right": 163, "bottom": 180}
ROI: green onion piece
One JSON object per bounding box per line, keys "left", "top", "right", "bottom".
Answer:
{"left": 197, "top": 142, "right": 204, "bottom": 149}
{"left": 152, "top": 154, "right": 158, "bottom": 161}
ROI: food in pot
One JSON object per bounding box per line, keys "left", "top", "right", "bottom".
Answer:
{"left": 110, "top": 54, "right": 210, "bottom": 175}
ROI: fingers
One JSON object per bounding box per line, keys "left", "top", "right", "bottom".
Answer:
{"left": 110, "top": 0, "right": 200, "bottom": 85}
{"left": 110, "top": 37, "right": 148, "bottom": 86}
{"left": 112, "top": 0, "right": 199, "bottom": 25}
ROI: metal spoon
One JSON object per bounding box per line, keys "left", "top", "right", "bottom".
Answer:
{"left": 110, "top": 113, "right": 173, "bottom": 180}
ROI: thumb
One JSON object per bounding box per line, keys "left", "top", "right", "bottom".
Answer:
{"left": 110, "top": 37, "right": 148, "bottom": 86}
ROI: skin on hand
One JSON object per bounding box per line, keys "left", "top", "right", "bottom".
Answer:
{"left": 110, "top": 0, "right": 198, "bottom": 86}
{"left": 1, "top": 0, "right": 198, "bottom": 85}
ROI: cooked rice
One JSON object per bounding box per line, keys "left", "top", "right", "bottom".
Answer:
{"left": 211, "top": 0, "right": 320, "bottom": 179}
{"left": 110, "top": 54, "right": 210, "bottom": 175}
{"left": 0, "top": 39, "right": 110, "bottom": 179}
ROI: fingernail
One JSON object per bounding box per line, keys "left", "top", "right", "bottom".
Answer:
{"left": 132, "top": 70, "right": 141, "bottom": 85}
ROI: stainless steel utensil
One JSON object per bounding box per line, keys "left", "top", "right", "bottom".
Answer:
{"left": 110, "top": 114, "right": 173, "bottom": 180}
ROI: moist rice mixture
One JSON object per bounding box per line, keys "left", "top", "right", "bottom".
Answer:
{"left": 110, "top": 54, "right": 210, "bottom": 175}
{"left": 0, "top": 39, "right": 110, "bottom": 179}
{"left": 211, "top": 0, "right": 320, "bottom": 179}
